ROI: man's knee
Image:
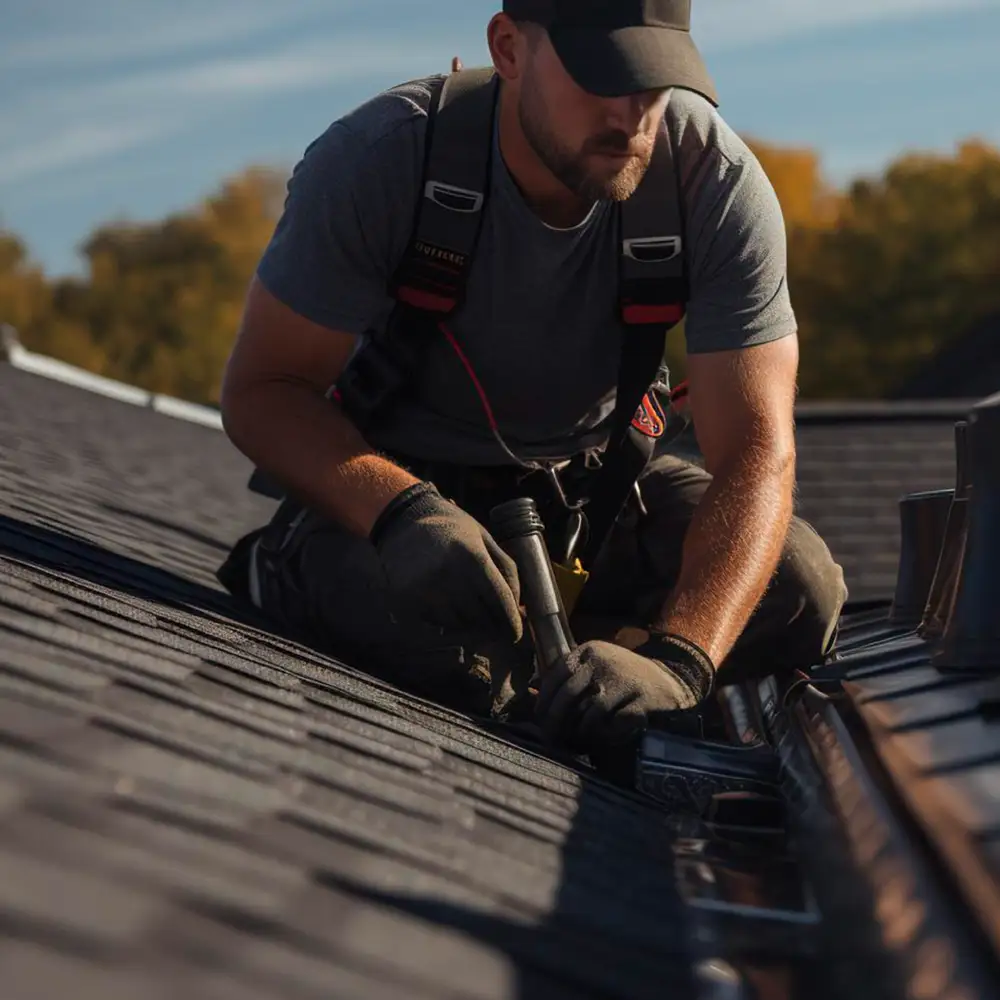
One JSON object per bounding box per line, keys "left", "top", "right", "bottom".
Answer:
{"left": 720, "top": 517, "right": 846, "bottom": 680}
{"left": 638, "top": 452, "right": 712, "bottom": 517}
{"left": 774, "top": 517, "right": 849, "bottom": 662}
{"left": 632, "top": 453, "right": 712, "bottom": 584}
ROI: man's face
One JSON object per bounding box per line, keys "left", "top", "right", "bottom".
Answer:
{"left": 516, "top": 27, "right": 671, "bottom": 203}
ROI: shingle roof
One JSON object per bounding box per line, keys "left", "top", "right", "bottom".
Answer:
{"left": 6, "top": 358, "right": 999, "bottom": 999}
{"left": 0, "top": 363, "right": 727, "bottom": 1000}
{"left": 822, "top": 612, "right": 1000, "bottom": 979}
{"left": 793, "top": 403, "right": 967, "bottom": 605}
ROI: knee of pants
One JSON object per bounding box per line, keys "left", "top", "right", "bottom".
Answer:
{"left": 776, "top": 518, "right": 849, "bottom": 661}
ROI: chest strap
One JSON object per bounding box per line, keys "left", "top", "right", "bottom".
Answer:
{"left": 390, "top": 68, "right": 498, "bottom": 316}
{"left": 578, "top": 111, "right": 690, "bottom": 567}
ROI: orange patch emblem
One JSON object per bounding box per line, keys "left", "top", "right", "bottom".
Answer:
{"left": 632, "top": 392, "right": 666, "bottom": 438}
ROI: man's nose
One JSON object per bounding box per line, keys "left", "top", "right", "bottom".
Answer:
{"left": 603, "top": 90, "right": 660, "bottom": 131}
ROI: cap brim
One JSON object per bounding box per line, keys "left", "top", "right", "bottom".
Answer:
{"left": 548, "top": 24, "right": 719, "bottom": 106}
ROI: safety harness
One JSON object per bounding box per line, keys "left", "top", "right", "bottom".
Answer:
{"left": 250, "top": 67, "right": 693, "bottom": 589}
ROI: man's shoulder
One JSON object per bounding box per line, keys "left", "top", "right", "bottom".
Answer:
{"left": 664, "top": 87, "right": 756, "bottom": 172}
{"left": 331, "top": 74, "right": 441, "bottom": 155}
{"left": 287, "top": 74, "right": 442, "bottom": 218}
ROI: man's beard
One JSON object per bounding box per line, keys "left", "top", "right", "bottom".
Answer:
{"left": 518, "top": 90, "right": 655, "bottom": 203}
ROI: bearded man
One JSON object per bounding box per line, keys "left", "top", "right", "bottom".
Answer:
{"left": 217, "top": 1, "right": 848, "bottom": 755}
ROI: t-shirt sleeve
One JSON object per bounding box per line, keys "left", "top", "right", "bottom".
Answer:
{"left": 256, "top": 110, "right": 424, "bottom": 336}
{"left": 674, "top": 95, "right": 798, "bottom": 355}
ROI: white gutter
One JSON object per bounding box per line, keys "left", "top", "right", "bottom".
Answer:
{"left": 1, "top": 324, "right": 224, "bottom": 431}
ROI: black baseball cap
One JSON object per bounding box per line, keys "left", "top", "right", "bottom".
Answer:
{"left": 502, "top": 0, "right": 717, "bottom": 105}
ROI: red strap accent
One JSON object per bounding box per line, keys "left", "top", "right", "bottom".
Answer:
{"left": 397, "top": 286, "right": 457, "bottom": 314}
{"left": 669, "top": 379, "right": 689, "bottom": 413}
{"left": 622, "top": 303, "right": 685, "bottom": 325}
{"left": 438, "top": 322, "right": 502, "bottom": 435}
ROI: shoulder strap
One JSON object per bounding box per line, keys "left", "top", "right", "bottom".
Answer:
{"left": 248, "top": 70, "right": 498, "bottom": 499}
{"left": 619, "top": 121, "right": 689, "bottom": 328}
{"left": 578, "top": 122, "right": 690, "bottom": 567}
{"left": 390, "top": 68, "right": 499, "bottom": 315}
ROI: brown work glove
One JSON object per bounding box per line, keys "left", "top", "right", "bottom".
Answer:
{"left": 535, "top": 632, "right": 715, "bottom": 752}
{"left": 370, "top": 482, "right": 523, "bottom": 643}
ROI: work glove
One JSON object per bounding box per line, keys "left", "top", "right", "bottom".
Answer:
{"left": 535, "top": 632, "right": 715, "bottom": 752}
{"left": 370, "top": 481, "right": 523, "bottom": 643}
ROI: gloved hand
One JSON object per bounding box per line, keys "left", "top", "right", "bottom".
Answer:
{"left": 535, "top": 632, "right": 715, "bottom": 751}
{"left": 370, "top": 481, "right": 523, "bottom": 642}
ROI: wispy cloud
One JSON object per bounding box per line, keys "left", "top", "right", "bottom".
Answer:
{"left": 0, "top": 121, "right": 184, "bottom": 185}
{"left": 2, "top": 0, "right": 995, "bottom": 277}
{"left": 694, "top": 0, "right": 992, "bottom": 50}
{"left": 0, "top": 0, "right": 352, "bottom": 70}
{"left": 0, "top": 35, "right": 433, "bottom": 184}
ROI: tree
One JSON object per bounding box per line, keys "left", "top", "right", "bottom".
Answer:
{"left": 51, "top": 167, "right": 286, "bottom": 403}
{"left": 789, "top": 140, "right": 1000, "bottom": 398}
{"left": 0, "top": 229, "right": 105, "bottom": 370}
{"left": 0, "top": 230, "right": 48, "bottom": 334}
{"left": 4, "top": 139, "right": 1000, "bottom": 404}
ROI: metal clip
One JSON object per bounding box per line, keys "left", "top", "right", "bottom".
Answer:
{"left": 563, "top": 509, "right": 586, "bottom": 566}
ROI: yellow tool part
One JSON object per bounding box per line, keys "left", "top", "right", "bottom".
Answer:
{"left": 551, "top": 558, "right": 590, "bottom": 618}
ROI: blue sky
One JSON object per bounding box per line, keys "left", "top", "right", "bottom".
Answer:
{"left": 2, "top": 0, "right": 998, "bottom": 277}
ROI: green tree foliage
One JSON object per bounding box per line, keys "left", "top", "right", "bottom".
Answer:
{"left": 1, "top": 142, "right": 999, "bottom": 403}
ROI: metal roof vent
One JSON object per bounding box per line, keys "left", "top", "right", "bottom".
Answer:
{"left": 934, "top": 392, "right": 1000, "bottom": 670}
{"left": 919, "top": 421, "right": 971, "bottom": 642}
{"left": 889, "top": 488, "right": 954, "bottom": 628}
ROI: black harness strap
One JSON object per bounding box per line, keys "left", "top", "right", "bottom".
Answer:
{"left": 390, "top": 68, "right": 498, "bottom": 315}
{"left": 578, "top": 120, "right": 689, "bottom": 567}
{"left": 329, "top": 69, "right": 498, "bottom": 437}
{"left": 246, "top": 70, "right": 498, "bottom": 500}
{"left": 249, "top": 71, "right": 692, "bottom": 574}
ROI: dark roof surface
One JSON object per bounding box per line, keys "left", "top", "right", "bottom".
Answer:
{"left": 793, "top": 405, "right": 964, "bottom": 604}
{"left": 7, "top": 359, "right": 1000, "bottom": 998}
{"left": 823, "top": 616, "right": 1000, "bottom": 979}
{"left": 668, "top": 402, "right": 965, "bottom": 605}
{"left": 0, "top": 363, "right": 748, "bottom": 1000}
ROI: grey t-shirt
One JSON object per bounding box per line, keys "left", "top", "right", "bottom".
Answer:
{"left": 257, "top": 77, "right": 796, "bottom": 466}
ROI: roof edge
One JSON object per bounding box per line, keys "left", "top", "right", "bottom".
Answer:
{"left": 0, "top": 324, "right": 984, "bottom": 432}
{"left": 1, "top": 324, "right": 223, "bottom": 431}
{"left": 795, "top": 399, "right": 979, "bottom": 425}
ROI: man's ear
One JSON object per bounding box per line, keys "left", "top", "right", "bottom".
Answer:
{"left": 451, "top": 56, "right": 463, "bottom": 72}
{"left": 487, "top": 12, "right": 528, "bottom": 82}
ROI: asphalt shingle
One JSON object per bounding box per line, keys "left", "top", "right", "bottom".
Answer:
{"left": 8, "top": 359, "right": 993, "bottom": 998}
{"left": 1, "top": 363, "right": 715, "bottom": 998}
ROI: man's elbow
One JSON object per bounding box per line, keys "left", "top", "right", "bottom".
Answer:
{"left": 752, "top": 438, "right": 797, "bottom": 499}
{"left": 705, "top": 432, "right": 795, "bottom": 484}
{"left": 218, "top": 362, "right": 261, "bottom": 459}
{"left": 764, "top": 436, "right": 796, "bottom": 478}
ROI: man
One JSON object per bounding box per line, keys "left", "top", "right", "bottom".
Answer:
{"left": 217, "top": 0, "right": 848, "bottom": 754}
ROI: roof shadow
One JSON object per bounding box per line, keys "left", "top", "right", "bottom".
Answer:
{"left": 0, "top": 512, "right": 826, "bottom": 997}
{"left": 0, "top": 512, "right": 268, "bottom": 631}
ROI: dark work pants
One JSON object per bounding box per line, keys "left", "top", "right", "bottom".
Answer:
{"left": 218, "top": 454, "right": 848, "bottom": 718}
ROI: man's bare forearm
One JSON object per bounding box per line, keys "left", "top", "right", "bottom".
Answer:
{"left": 649, "top": 446, "right": 795, "bottom": 671}
{"left": 222, "top": 379, "right": 419, "bottom": 537}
